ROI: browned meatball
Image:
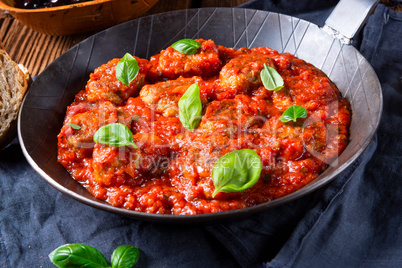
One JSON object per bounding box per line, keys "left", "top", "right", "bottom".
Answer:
{"left": 216, "top": 53, "right": 275, "bottom": 100}
{"left": 92, "top": 133, "right": 169, "bottom": 187}
{"left": 147, "top": 39, "right": 222, "bottom": 82}
{"left": 199, "top": 94, "right": 266, "bottom": 134}
{"left": 140, "top": 76, "right": 208, "bottom": 117}
{"left": 86, "top": 57, "right": 151, "bottom": 105}
{"left": 63, "top": 101, "right": 119, "bottom": 150}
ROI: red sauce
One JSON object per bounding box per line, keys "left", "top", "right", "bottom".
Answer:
{"left": 57, "top": 39, "right": 351, "bottom": 215}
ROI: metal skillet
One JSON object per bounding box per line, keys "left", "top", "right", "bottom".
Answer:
{"left": 18, "top": 0, "right": 382, "bottom": 222}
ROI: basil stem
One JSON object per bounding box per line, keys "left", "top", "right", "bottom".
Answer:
{"left": 111, "top": 245, "right": 140, "bottom": 268}
{"left": 279, "top": 105, "right": 308, "bottom": 123}
{"left": 260, "top": 64, "right": 284, "bottom": 91}
{"left": 171, "top": 39, "right": 201, "bottom": 55}
{"left": 116, "top": 53, "right": 139, "bottom": 86}
{"left": 49, "top": 243, "right": 109, "bottom": 268}
{"left": 178, "top": 83, "right": 203, "bottom": 131}
{"left": 93, "top": 123, "right": 137, "bottom": 148}
{"left": 67, "top": 123, "right": 81, "bottom": 130}
{"left": 212, "top": 149, "right": 262, "bottom": 197}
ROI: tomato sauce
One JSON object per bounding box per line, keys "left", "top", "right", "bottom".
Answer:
{"left": 57, "top": 39, "right": 351, "bottom": 215}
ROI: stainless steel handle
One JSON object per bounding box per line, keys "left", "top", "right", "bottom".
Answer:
{"left": 323, "top": 0, "right": 380, "bottom": 44}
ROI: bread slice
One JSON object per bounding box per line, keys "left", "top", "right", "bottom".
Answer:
{"left": 0, "top": 50, "right": 29, "bottom": 150}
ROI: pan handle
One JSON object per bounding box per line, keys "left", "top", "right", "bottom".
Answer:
{"left": 322, "top": 0, "right": 380, "bottom": 44}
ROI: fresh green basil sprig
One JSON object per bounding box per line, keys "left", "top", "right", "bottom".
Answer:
{"left": 116, "top": 53, "right": 139, "bottom": 86}
{"left": 178, "top": 83, "right": 203, "bottom": 131}
{"left": 171, "top": 39, "right": 201, "bottom": 55}
{"left": 279, "top": 105, "right": 308, "bottom": 123}
{"left": 212, "top": 149, "right": 262, "bottom": 197}
{"left": 260, "top": 63, "right": 284, "bottom": 91}
{"left": 49, "top": 243, "right": 139, "bottom": 268}
{"left": 93, "top": 123, "right": 137, "bottom": 148}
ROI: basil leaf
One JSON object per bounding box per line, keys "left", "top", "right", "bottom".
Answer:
{"left": 93, "top": 123, "right": 137, "bottom": 148}
{"left": 178, "top": 83, "right": 202, "bottom": 131}
{"left": 279, "top": 105, "right": 308, "bottom": 123}
{"left": 111, "top": 245, "right": 139, "bottom": 268}
{"left": 116, "top": 53, "right": 139, "bottom": 86}
{"left": 212, "top": 149, "right": 262, "bottom": 197}
{"left": 260, "top": 64, "right": 284, "bottom": 91}
{"left": 171, "top": 39, "right": 201, "bottom": 55}
{"left": 49, "top": 243, "right": 109, "bottom": 268}
{"left": 67, "top": 123, "right": 81, "bottom": 130}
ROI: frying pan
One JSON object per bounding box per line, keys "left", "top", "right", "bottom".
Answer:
{"left": 18, "top": 0, "right": 382, "bottom": 222}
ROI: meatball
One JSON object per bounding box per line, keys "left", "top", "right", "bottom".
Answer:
{"left": 86, "top": 57, "right": 151, "bottom": 105}
{"left": 199, "top": 94, "right": 266, "bottom": 134}
{"left": 61, "top": 101, "right": 119, "bottom": 151}
{"left": 216, "top": 53, "right": 275, "bottom": 99}
{"left": 57, "top": 101, "right": 120, "bottom": 173}
{"left": 147, "top": 39, "right": 222, "bottom": 81}
{"left": 92, "top": 133, "right": 169, "bottom": 187}
{"left": 140, "top": 76, "right": 208, "bottom": 117}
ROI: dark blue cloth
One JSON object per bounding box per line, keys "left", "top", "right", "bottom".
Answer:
{"left": 1, "top": 1, "right": 401, "bottom": 267}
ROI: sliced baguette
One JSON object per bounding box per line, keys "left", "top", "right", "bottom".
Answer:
{"left": 0, "top": 50, "right": 29, "bottom": 150}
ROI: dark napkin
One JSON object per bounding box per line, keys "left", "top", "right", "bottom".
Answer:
{"left": 1, "top": 1, "right": 401, "bottom": 267}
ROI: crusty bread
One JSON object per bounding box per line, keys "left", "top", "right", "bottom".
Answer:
{"left": 0, "top": 50, "right": 29, "bottom": 150}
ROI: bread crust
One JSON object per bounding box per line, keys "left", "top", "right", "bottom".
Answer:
{"left": 0, "top": 50, "right": 29, "bottom": 150}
